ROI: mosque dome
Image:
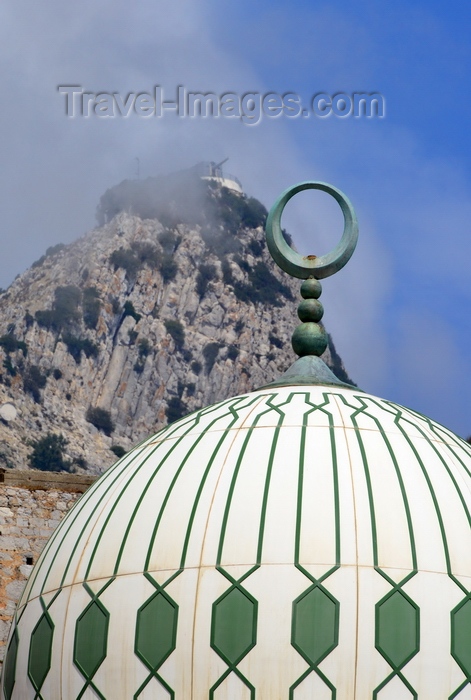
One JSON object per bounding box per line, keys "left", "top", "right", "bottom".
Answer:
{"left": 2, "top": 183, "right": 471, "bottom": 700}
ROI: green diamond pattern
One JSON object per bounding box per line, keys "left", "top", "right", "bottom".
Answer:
{"left": 376, "top": 590, "right": 419, "bottom": 669}
{"left": 74, "top": 599, "right": 109, "bottom": 679}
{"left": 135, "top": 591, "right": 178, "bottom": 670}
{"left": 3, "top": 627, "right": 19, "bottom": 700}
{"left": 28, "top": 612, "right": 54, "bottom": 692}
{"left": 211, "top": 586, "right": 257, "bottom": 666}
{"left": 451, "top": 597, "right": 471, "bottom": 677}
{"left": 292, "top": 586, "right": 339, "bottom": 666}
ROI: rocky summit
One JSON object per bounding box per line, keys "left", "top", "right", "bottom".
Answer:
{"left": 0, "top": 171, "right": 352, "bottom": 474}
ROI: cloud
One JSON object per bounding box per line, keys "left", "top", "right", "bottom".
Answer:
{"left": 392, "top": 309, "right": 469, "bottom": 436}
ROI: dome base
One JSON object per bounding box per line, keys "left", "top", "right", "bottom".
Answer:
{"left": 261, "top": 355, "right": 358, "bottom": 390}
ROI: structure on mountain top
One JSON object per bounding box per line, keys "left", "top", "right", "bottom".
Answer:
{"left": 196, "top": 159, "right": 243, "bottom": 193}
{"left": 3, "top": 182, "right": 471, "bottom": 699}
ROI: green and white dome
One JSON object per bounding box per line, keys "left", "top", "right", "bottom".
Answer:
{"left": 3, "top": 182, "right": 471, "bottom": 699}
{"left": 3, "top": 384, "right": 471, "bottom": 699}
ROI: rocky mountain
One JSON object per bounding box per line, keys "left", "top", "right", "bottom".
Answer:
{"left": 0, "top": 171, "right": 352, "bottom": 474}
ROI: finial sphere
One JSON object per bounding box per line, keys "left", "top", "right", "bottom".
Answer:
{"left": 265, "top": 181, "right": 358, "bottom": 279}
{"left": 300, "top": 278, "right": 322, "bottom": 298}
{"left": 292, "top": 322, "right": 328, "bottom": 356}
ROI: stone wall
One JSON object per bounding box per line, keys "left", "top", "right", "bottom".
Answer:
{"left": 0, "top": 470, "right": 96, "bottom": 669}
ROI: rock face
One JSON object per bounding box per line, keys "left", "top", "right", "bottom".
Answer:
{"left": 0, "top": 175, "right": 352, "bottom": 474}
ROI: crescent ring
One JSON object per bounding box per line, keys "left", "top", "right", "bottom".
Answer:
{"left": 265, "top": 181, "right": 358, "bottom": 280}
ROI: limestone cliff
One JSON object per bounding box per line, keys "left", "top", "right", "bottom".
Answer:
{"left": 0, "top": 175, "right": 352, "bottom": 474}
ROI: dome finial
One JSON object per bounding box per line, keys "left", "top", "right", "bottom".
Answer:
{"left": 262, "top": 182, "right": 358, "bottom": 389}
{"left": 265, "top": 181, "right": 358, "bottom": 360}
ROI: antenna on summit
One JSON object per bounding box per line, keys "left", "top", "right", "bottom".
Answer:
{"left": 199, "top": 159, "right": 243, "bottom": 193}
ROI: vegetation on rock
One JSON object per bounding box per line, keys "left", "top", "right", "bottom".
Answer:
{"left": 203, "top": 342, "right": 221, "bottom": 374}
{"left": 23, "top": 365, "right": 47, "bottom": 403}
{"left": 159, "top": 254, "right": 177, "bottom": 282}
{"left": 196, "top": 263, "right": 217, "bottom": 299}
{"left": 227, "top": 346, "right": 239, "bottom": 361}
{"left": 110, "top": 242, "right": 161, "bottom": 279}
{"left": 63, "top": 334, "right": 99, "bottom": 364}
{"left": 31, "top": 243, "right": 66, "bottom": 269}
{"left": 82, "top": 287, "right": 102, "bottom": 329}
{"left": 28, "top": 433, "right": 71, "bottom": 472}
{"left": 191, "top": 360, "right": 202, "bottom": 375}
{"left": 86, "top": 407, "right": 114, "bottom": 436}
{"left": 0, "top": 334, "right": 28, "bottom": 356}
{"left": 35, "top": 285, "right": 82, "bottom": 331}
{"left": 164, "top": 319, "right": 185, "bottom": 350}
{"left": 110, "top": 445, "right": 126, "bottom": 458}
{"left": 166, "top": 396, "right": 187, "bottom": 423}
{"left": 123, "top": 301, "right": 141, "bottom": 323}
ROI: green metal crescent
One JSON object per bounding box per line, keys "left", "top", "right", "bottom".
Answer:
{"left": 265, "top": 181, "right": 358, "bottom": 280}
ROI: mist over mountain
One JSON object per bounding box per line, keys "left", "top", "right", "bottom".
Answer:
{"left": 0, "top": 169, "right": 352, "bottom": 474}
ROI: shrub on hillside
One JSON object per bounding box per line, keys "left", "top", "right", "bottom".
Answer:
{"left": 233, "top": 262, "right": 293, "bottom": 307}
{"left": 191, "top": 360, "right": 202, "bottom": 375}
{"left": 123, "top": 301, "right": 142, "bottom": 323}
{"left": 83, "top": 287, "right": 102, "bottom": 329}
{"left": 63, "top": 334, "right": 99, "bottom": 364}
{"left": 133, "top": 339, "right": 150, "bottom": 374}
{"left": 53, "top": 286, "right": 82, "bottom": 326}
{"left": 166, "top": 397, "right": 187, "bottom": 424}
{"left": 133, "top": 358, "right": 145, "bottom": 374}
{"left": 110, "top": 247, "right": 140, "bottom": 278}
{"left": 31, "top": 243, "right": 66, "bottom": 269}
{"left": 164, "top": 319, "right": 185, "bottom": 350}
{"left": 28, "top": 433, "right": 71, "bottom": 472}
{"left": 234, "top": 319, "right": 244, "bottom": 334}
{"left": 110, "top": 445, "right": 126, "bottom": 458}
{"left": 160, "top": 254, "right": 178, "bottom": 282}
{"left": 248, "top": 239, "right": 264, "bottom": 257}
{"left": 185, "top": 382, "right": 196, "bottom": 397}
{"left": 138, "top": 338, "right": 151, "bottom": 357}
{"left": 227, "top": 346, "right": 239, "bottom": 361}
{"left": 0, "top": 334, "right": 28, "bottom": 355}
{"left": 201, "top": 226, "right": 241, "bottom": 256}
{"left": 282, "top": 229, "right": 293, "bottom": 247}
{"left": 196, "top": 263, "right": 217, "bottom": 298}
{"left": 210, "top": 188, "right": 268, "bottom": 234}
{"left": 35, "top": 285, "right": 82, "bottom": 331}
{"left": 35, "top": 309, "right": 55, "bottom": 328}
{"left": 86, "top": 406, "right": 114, "bottom": 436}
{"left": 23, "top": 365, "right": 47, "bottom": 403}
{"left": 243, "top": 197, "right": 268, "bottom": 229}
{"left": 203, "top": 342, "right": 221, "bottom": 374}
{"left": 131, "top": 241, "right": 160, "bottom": 267}
{"left": 3, "top": 357, "right": 16, "bottom": 377}
{"left": 158, "top": 230, "right": 180, "bottom": 253}
{"left": 221, "top": 258, "right": 234, "bottom": 285}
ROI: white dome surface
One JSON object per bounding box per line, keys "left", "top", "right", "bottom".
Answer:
{"left": 3, "top": 383, "right": 471, "bottom": 699}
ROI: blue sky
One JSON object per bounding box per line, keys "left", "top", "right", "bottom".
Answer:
{"left": 1, "top": 0, "right": 470, "bottom": 436}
